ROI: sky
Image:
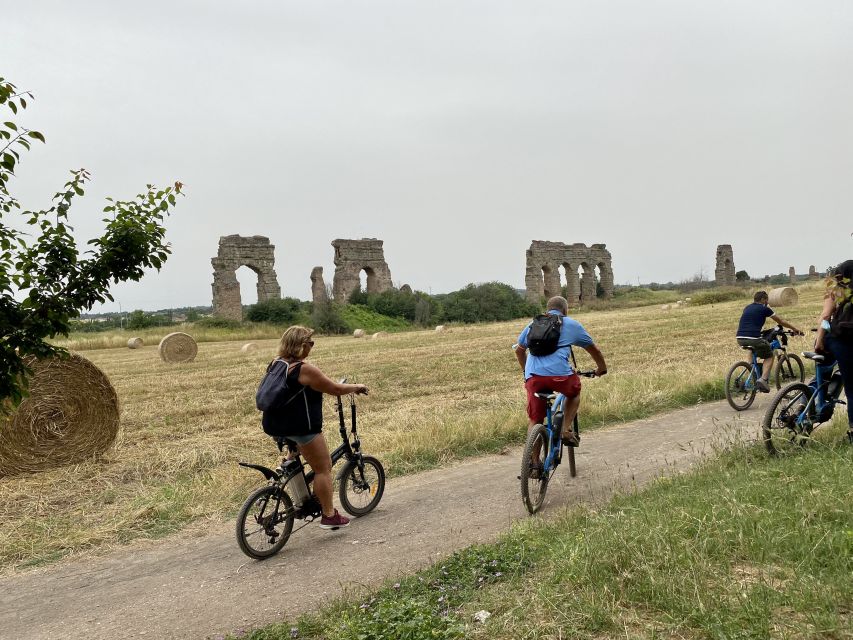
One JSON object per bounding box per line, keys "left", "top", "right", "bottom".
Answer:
{"left": 4, "top": 0, "right": 852, "bottom": 312}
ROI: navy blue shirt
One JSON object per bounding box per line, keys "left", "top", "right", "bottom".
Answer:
{"left": 736, "top": 303, "right": 774, "bottom": 338}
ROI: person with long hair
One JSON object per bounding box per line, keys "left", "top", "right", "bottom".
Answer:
{"left": 261, "top": 326, "right": 368, "bottom": 529}
{"left": 815, "top": 260, "right": 853, "bottom": 443}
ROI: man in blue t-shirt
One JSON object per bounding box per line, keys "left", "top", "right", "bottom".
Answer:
{"left": 736, "top": 290, "right": 803, "bottom": 392}
{"left": 514, "top": 296, "right": 607, "bottom": 444}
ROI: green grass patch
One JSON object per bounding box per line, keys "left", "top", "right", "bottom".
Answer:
{"left": 338, "top": 304, "right": 412, "bottom": 333}
{"left": 690, "top": 287, "right": 750, "bottom": 306}
{"left": 243, "top": 420, "right": 853, "bottom": 640}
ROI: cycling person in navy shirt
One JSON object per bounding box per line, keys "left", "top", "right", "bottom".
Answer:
{"left": 514, "top": 296, "right": 607, "bottom": 446}
{"left": 736, "top": 290, "right": 804, "bottom": 392}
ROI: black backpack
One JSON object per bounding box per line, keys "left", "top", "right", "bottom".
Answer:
{"left": 527, "top": 314, "right": 563, "bottom": 356}
{"left": 255, "top": 359, "right": 302, "bottom": 411}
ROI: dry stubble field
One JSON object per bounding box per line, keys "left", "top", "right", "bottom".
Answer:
{"left": 0, "top": 284, "right": 827, "bottom": 572}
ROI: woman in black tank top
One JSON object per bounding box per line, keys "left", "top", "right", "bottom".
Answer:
{"left": 269, "top": 326, "right": 368, "bottom": 530}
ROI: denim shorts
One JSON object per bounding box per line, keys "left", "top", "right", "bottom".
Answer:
{"left": 281, "top": 432, "right": 321, "bottom": 447}
{"left": 736, "top": 337, "right": 772, "bottom": 359}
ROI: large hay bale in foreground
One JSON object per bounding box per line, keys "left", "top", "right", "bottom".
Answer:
{"left": 0, "top": 354, "right": 120, "bottom": 477}
{"left": 768, "top": 287, "right": 798, "bottom": 307}
{"left": 127, "top": 337, "right": 143, "bottom": 349}
{"left": 158, "top": 332, "right": 198, "bottom": 363}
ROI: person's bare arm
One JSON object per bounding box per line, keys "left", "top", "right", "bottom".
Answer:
{"left": 514, "top": 343, "right": 527, "bottom": 373}
{"left": 298, "top": 363, "right": 368, "bottom": 396}
{"left": 814, "top": 294, "right": 836, "bottom": 352}
{"left": 582, "top": 344, "right": 608, "bottom": 377}
{"left": 769, "top": 315, "right": 804, "bottom": 335}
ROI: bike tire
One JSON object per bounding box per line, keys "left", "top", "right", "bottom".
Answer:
{"left": 774, "top": 353, "right": 805, "bottom": 389}
{"left": 761, "top": 382, "right": 812, "bottom": 456}
{"left": 725, "top": 361, "right": 757, "bottom": 411}
{"left": 338, "top": 456, "right": 386, "bottom": 517}
{"left": 235, "top": 485, "right": 294, "bottom": 559}
{"left": 520, "top": 424, "right": 551, "bottom": 515}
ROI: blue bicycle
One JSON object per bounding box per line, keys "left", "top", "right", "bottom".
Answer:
{"left": 761, "top": 351, "right": 846, "bottom": 455}
{"left": 725, "top": 326, "right": 804, "bottom": 411}
{"left": 520, "top": 370, "right": 598, "bottom": 514}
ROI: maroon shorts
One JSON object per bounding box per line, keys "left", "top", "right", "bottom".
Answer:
{"left": 525, "top": 374, "right": 582, "bottom": 424}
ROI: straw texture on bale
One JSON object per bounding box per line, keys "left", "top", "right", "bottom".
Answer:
{"left": 435, "top": 325, "right": 446, "bottom": 332}
{"left": 240, "top": 343, "right": 257, "bottom": 354}
{"left": 768, "top": 287, "right": 798, "bottom": 307}
{"left": 0, "top": 354, "right": 120, "bottom": 477}
{"left": 353, "top": 329, "right": 366, "bottom": 338}
{"left": 158, "top": 332, "right": 198, "bottom": 363}
{"left": 127, "top": 337, "right": 143, "bottom": 349}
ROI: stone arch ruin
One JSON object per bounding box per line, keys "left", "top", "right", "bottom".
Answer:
{"left": 211, "top": 235, "right": 281, "bottom": 321}
{"left": 715, "top": 244, "right": 735, "bottom": 286}
{"left": 525, "top": 241, "right": 614, "bottom": 303}
{"left": 311, "top": 238, "right": 394, "bottom": 304}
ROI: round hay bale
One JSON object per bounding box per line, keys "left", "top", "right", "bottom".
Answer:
{"left": 371, "top": 332, "right": 386, "bottom": 340}
{"left": 158, "top": 332, "right": 198, "bottom": 363}
{"left": 127, "top": 337, "right": 143, "bottom": 349}
{"left": 685, "top": 297, "right": 692, "bottom": 302}
{"left": 435, "top": 325, "right": 446, "bottom": 332}
{"left": 661, "top": 304, "right": 671, "bottom": 311}
{"left": 0, "top": 354, "right": 120, "bottom": 477}
{"left": 768, "top": 287, "right": 798, "bottom": 307}
{"left": 353, "top": 329, "right": 366, "bottom": 338}
{"left": 240, "top": 343, "right": 257, "bottom": 354}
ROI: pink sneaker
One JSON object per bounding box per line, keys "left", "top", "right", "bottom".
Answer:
{"left": 319, "top": 509, "right": 350, "bottom": 530}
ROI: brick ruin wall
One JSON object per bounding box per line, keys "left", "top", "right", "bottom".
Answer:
{"left": 211, "top": 235, "right": 281, "bottom": 321}
{"left": 525, "top": 241, "right": 614, "bottom": 303}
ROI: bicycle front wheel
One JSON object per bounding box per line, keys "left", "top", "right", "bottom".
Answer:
{"left": 761, "top": 382, "right": 811, "bottom": 456}
{"left": 236, "top": 485, "right": 294, "bottom": 559}
{"left": 775, "top": 353, "right": 805, "bottom": 389}
{"left": 725, "top": 361, "right": 757, "bottom": 411}
{"left": 520, "top": 424, "right": 551, "bottom": 515}
{"left": 338, "top": 456, "right": 386, "bottom": 516}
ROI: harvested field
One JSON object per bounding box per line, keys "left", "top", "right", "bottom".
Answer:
{"left": 0, "top": 284, "right": 826, "bottom": 571}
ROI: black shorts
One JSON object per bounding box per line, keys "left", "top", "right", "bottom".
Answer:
{"left": 737, "top": 337, "right": 773, "bottom": 359}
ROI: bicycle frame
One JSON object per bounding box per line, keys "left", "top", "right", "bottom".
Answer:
{"left": 794, "top": 362, "right": 837, "bottom": 427}
{"left": 541, "top": 394, "right": 564, "bottom": 472}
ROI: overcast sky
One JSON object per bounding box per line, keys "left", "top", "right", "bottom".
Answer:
{"left": 5, "top": 0, "right": 852, "bottom": 311}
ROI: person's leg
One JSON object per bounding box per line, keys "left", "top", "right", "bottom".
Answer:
{"left": 761, "top": 354, "right": 775, "bottom": 382}
{"left": 826, "top": 337, "right": 853, "bottom": 435}
{"left": 525, "top": 377, "right": 547, "bottom": 468}
{"left": 297, "top": 434, "right": 335, "bottom": 517}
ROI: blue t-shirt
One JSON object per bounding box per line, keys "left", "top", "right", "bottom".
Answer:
{"left": 517, "top": 310, "right": 594, "bottom": 380}
{"left": 736, "top": 302, "right": 774, "bottom": 338}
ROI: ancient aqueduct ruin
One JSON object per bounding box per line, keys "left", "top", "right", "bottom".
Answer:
{"left": 211, "top": 237, "right": 395, "bottom": 318}
{"left": 524, "top": 241, "right": 614, "bottom": 303}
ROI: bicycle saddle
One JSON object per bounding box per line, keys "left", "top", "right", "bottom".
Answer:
{"left": 802, "top": 351, "right": 825, "bottom": 362}
{"left": 739, "top": 345, "right": 756, "bottom": 351}
{"left": 534, "top": 391, "right": 557, "bottom": 400}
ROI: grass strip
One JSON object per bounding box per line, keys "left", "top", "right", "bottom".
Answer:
{"left": 238, "top": 420, "right": 853, "bottom": 640}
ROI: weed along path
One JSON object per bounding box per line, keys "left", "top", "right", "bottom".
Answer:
{"left": 1, "top": 398, "right": 767, "bottom": 640}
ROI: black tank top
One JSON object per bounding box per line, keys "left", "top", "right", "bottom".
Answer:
{"left": 261, "top": 362, "right": 324, "bottom": 437}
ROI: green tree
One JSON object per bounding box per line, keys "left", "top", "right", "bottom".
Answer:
{"left": 1, "top": 77, "right": 183, "bottom": 413}
{"left": 735, "top": 270, "right": 750, "bottom": 282}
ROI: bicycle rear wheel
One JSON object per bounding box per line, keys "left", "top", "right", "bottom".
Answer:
{"left": 520, "top": 424, "right": 551, "bottom": 515}
{"left": 236, "top": 485, "right": 294, "bottom": 559}
{"left": 725, "top": 361, "right": 757, "bottom": 411}
{"left": 775, "top": 353, "right": 805, "bottom": 389}
{"left": 338, "top": 456, "right": 386, "bottom": 516}
{"left": 761, "top": 382, "right": 812, "bottom": 456}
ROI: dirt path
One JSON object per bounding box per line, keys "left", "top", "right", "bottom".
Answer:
{"left": 0, "top": 398, "right": 767, "bottom": 640}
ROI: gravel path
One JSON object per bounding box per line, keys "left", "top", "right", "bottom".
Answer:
{"left": 0, "top": 398, "right": 766, "bottom": 640}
